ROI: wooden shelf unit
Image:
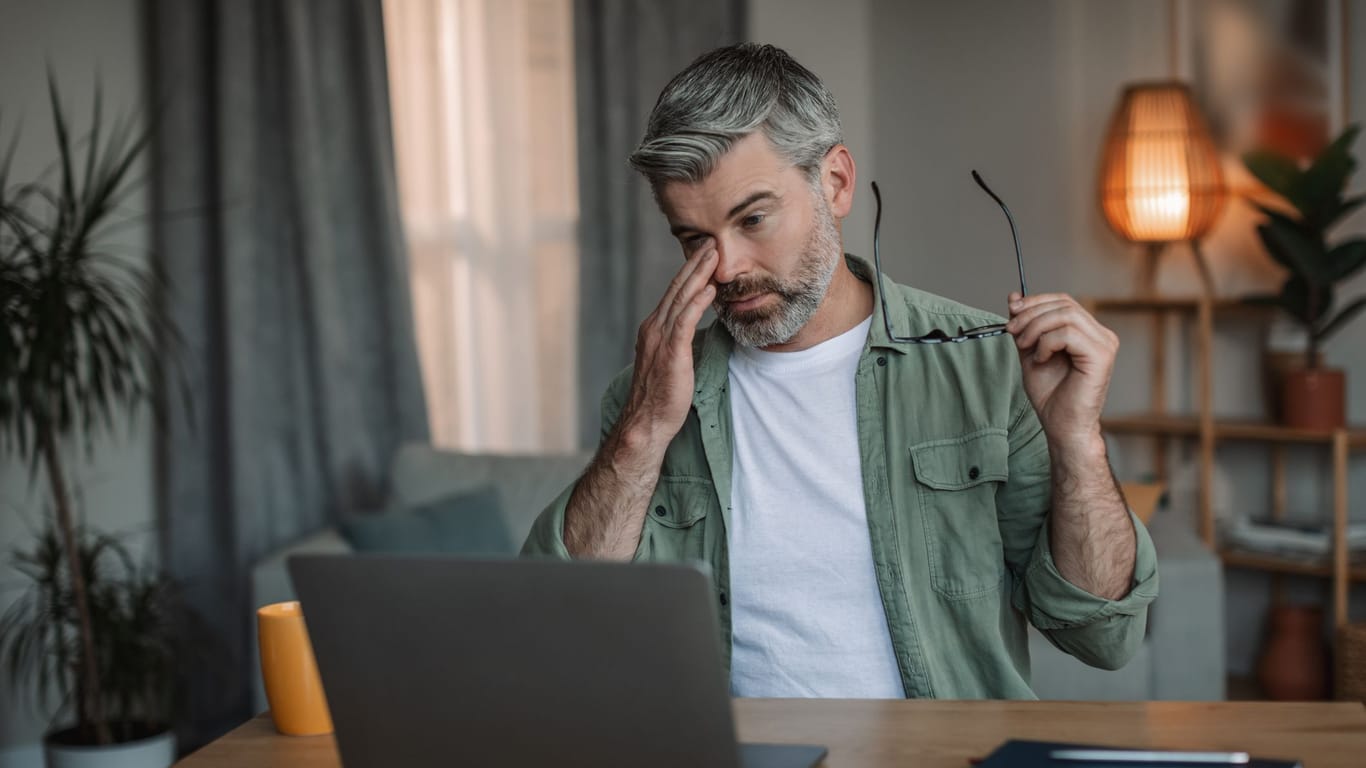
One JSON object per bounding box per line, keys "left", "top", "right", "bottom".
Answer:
{"left": 1102, "top": 414, "right": 1366, "bottom": 447}
{"left": 1085, "top": 294, "right": 1364, "bottom": 629}
{"left": 1220, "top": 548, "right": 1366, "bottom": 582}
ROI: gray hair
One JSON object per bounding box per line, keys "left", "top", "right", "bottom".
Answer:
{"left": 629, "top": 43, "right": 843, "bottom": 190}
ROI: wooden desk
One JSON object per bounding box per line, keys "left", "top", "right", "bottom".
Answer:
{"left": 176, "top": 699, "right": 1366, "bottom": 768}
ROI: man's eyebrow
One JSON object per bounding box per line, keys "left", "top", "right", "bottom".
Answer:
{"left": 726, "top": 190, "right": 779, "bottom": 219}
{"left": 670, "top": 190, "right": 781, "bottom": 237}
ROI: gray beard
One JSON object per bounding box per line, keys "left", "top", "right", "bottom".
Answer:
{"left": 716, "top": 197, "right": 842, "bottom": 349}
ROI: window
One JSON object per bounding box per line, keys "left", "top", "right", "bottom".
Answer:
{"left": 383, "top": 0, "right": 579, "bottom": 451}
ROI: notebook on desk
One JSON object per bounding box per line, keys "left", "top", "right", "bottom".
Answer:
{"left": 979, "top": 740, "right": 1301, "bottom": 768}
{"left": 289, "top": 555, "right": 828, "bottom": 768}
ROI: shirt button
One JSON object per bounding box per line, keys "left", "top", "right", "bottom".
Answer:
{"left": 719, "top": 592, "right": 729, "bottom": 606}
{"left": 968, "top": 466, "right": 981, "bottom": 480}
{"left": 654, "top": 505, "right": 666, "bottom": 517}
{"left": 876, "top": 356, "right": 887, "bottom": 367}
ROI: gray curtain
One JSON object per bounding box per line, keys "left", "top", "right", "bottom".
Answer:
{"left": 574, "top": 0, "right": 746, "bottom": 447}
{"left": 146, "top": 0, "right": 428, "bottom": 747}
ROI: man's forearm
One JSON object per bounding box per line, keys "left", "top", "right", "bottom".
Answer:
{"left": 563, "top": 422, "right": 666, "bottom": 560}
{"left": 1047, "top": 434, "right": 1136, "bottom": 600}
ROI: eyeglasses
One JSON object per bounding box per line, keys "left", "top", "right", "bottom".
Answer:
{"left": 871, "top": 172, "right": 1029, "bottom": 344}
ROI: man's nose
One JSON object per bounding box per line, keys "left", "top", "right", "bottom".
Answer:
{"left": 711, "top": 236, "right": 750, "bottom": 285}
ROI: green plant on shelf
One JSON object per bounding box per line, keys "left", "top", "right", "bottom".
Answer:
{"left": 1243, "top": 124, "right": 1366, "bottom": 369}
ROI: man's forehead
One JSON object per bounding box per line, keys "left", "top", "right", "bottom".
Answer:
{"left": 658, "top": 134, "right": 800, "bottom": 227}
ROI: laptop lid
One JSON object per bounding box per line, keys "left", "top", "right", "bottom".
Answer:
{"left": 289, "top": 555, "right": 804, "bottom": 768}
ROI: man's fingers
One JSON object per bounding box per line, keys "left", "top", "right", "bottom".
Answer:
{"left": 1027, "top": 327, "right": 1077, "bottom": 365}
{"left": 663, "top": 249, "right": 718, "bottom": 329}
{"left": 655, "top": 245, "right": 715, "bottom": 325}
{"left": 1005, "top": 299, "right": 1071, "bottom": 333}
{"left": 1010, "top": 303, "right": 1113, "bottom": 351}
{"left": 669, "top": 283, "right": 716, "bottom": 342}
{"left": 1009, "top": 292, "right": 1072, "bottom": 312}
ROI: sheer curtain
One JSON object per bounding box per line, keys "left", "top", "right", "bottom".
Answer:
{"left": 383, "top": 0, "right": 579, "bottom": 452}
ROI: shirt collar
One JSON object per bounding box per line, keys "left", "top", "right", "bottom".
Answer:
{"left": 845, "top": 253, "right": 910, "bottom": 355}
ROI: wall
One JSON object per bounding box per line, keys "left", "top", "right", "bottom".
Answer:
{"left": 748, "top": 0, "right": 876, "bottom": 261}
{"left": 0, "top": 0, "right": 154, "bottom": 764}
{"left": 869, "top": 0, "right": 1366, "bottom": 677}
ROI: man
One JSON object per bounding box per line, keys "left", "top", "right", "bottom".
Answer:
{"left": 523, "top": 43, "right": 1157, "bottom": 699}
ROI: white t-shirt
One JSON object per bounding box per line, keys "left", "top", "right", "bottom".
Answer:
{"left": 726, "top": 315, "right": 906, "bottom": 698}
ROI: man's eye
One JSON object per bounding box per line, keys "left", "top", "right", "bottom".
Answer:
{"left": 685, "top": 235, "right": 708, "bottom": 249}
{"left": 742, "top": 214, "right": 765, "bottom": 228}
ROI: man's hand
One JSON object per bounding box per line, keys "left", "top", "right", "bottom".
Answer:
{"left": 1005, "top": 292, "right": 1118, "bottom": 451}
{"left": 562, "top": 245, "right": 717, "bottom": 559}
{"left": 1005, "top": 291, "right": 1135, "bottom": 600}
{"left": 616, "top": 244, "right": 718, "bottom": 456}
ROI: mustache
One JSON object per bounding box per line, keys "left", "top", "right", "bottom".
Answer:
{"left": 714, "top": 276, "right": 790, "bottom": 303}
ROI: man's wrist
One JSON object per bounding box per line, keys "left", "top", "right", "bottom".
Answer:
{"left": 604, "top": 417, "right": 669, "bottom": 492}
{"left": 1047, "top": 429, "right": 1108, "bottom": 468}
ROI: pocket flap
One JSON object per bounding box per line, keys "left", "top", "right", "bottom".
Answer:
{"left": 648, "top": 475, "right": 712, "bottom": 528}
{"left": 910, "top": 430, "right": 1010, "bottom": 490}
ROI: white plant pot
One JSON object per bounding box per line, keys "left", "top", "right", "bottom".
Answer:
{"left": 45, "top": 729, "right": 175, "bottom": 768}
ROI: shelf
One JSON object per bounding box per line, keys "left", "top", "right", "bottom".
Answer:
{"left": 1102, "top": 413, "right": 1366, "bottom": 447}
{"left": 1086, "top": 296, "right": 1276, "bottom": 316}
{"left": 1221, "top": 547, "right": 1366, "bottom": 581}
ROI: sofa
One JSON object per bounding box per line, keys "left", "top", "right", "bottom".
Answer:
{"left": 250, "top": 442, "right": 1224, "bottom": 710}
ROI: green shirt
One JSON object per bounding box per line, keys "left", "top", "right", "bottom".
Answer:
{"left": 522, "top": 255, "right": 1159, "bottom": 699}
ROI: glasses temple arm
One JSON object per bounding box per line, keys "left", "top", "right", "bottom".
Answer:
{"left": 870, "top": 181, "right": 900, "bottom": 339}
{"left": 971, "top": 170, "right": 1028, "bottom": 298}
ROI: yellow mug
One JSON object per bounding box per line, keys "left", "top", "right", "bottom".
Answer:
{"left": 257, "top": 601, "right": 334, "bottom": 735}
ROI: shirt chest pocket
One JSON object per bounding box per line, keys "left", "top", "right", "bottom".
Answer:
{"left": 909, "top": 429, "right": 1010, "bottom": 600}
{"left": 636, "top": 475, "right": 713, "bottom": 562}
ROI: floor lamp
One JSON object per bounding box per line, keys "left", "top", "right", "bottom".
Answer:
{"left": 1098, "top": 82, "right": 1228, "bottom": 296}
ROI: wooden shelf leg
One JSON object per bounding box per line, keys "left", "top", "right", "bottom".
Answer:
{"left": 1198, "top": 298, "right": 1215, "bottom": 546}
{"left": 1333, "top": 430, "right": 1349, "bottom": 630}
{"left": 1152, "top": 310, "right": 1167, "bottom": 485}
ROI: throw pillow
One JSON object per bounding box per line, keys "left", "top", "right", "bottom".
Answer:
{"left": 341, "top": 485, "right": 512, "bottom": 555}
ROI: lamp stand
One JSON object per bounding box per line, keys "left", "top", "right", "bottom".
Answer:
{"left": 1136, "top": 240, "right": 1215, "bottom": 298}
{"left": 1138, "top": 243, "right": 1164, "bottom": 297}
{"left": 1189, "top": 238, "right": 1215, "bottom": 298}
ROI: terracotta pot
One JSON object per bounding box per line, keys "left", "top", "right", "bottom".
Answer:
{"left": 1280, "top": 367, "right": 1346, "bottom": 430}
{"left": 1263, "top": 350, "right": 1323, "bottom": 421}
{"left": 1257, "top": 604, "right": 1328, "bottom": 700}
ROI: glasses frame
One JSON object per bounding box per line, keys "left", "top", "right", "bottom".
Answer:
{"left": 871, "top": 172, "right": 1029, "bottom": 344}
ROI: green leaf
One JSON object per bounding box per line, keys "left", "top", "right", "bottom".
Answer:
{"left": 1244, "top": 150, "right": 1301, "bottom": 201}
{"left": 1257, "top": 217, "right": 1329, "bottom": 282}
{"left": 1300, "top": 125, "right": 1361, "bottom": 228}
{"left": 1326, "top": 239, "right": 1366, "bottom": 282}
{"left": 1316, "top": 296, "right": 1366, "bottom": 341}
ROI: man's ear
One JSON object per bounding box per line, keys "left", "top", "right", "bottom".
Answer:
{"left": 821, "top": 145, "right": 856, "bottom": 219}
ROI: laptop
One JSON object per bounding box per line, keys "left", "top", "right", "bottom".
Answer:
{"left": 289, "top": 555, "right": 828, "bottom": 768}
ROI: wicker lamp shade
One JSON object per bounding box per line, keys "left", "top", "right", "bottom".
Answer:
{"left": 1099, "top": 82, "right": 1226, "bottom": 243}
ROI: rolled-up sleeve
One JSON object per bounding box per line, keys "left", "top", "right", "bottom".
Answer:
{"left": 1019, "top": 507, "right": 1159, "bottom": 669}
{"left": 998, "top": 396, "right": 1160, "bottom": 671}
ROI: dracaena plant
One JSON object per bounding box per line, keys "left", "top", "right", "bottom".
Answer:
{"left": 1243, "top": 124, "right": 1366, "bottom": 369}
{"left": 0, "top": 522, "right": 181, "bottom": 745}
{"left": 0, "top": 75, "right": 177, "bottom": 745}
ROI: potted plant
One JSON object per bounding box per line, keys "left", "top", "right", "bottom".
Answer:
{"left": 1, "top": 524, "right": 181, "bottom": 767}
{"left": 1, "top": 77, "right": 180, "bottom": 765}
{"left": 1244, "top": 124, "right": 1366, "bottom": 430}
